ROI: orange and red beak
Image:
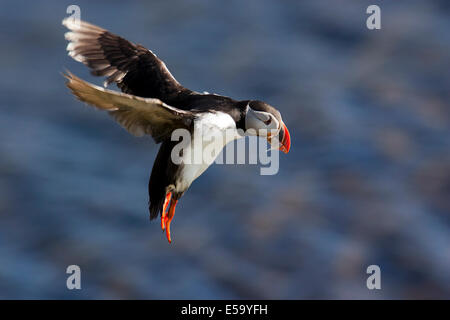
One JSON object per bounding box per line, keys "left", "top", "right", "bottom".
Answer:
{"left": 269, "top": 122, "right": 290, "bottom": 153}
{"left": 279, "top": 122, "right": 291, "bottom": 153}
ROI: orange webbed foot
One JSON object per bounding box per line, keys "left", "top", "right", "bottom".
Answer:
{"left": 165, "top": 199, "right": 178, "bottom": 243}
{"left": 161, "top": 192, "right": 172, "bottom": 231}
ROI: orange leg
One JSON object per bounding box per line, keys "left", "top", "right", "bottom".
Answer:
{"left": 161, "top": 192, "right": 172, "bottom": 231}
{"left": 165, "top": 199, "right": 178, "bottom": 243}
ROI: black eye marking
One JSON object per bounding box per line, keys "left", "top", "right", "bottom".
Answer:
{"left": 263, "top": 117, "right": 272, "bottom": 125}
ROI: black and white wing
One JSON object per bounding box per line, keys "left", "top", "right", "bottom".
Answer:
{"left": 62, "top": 18, "right": 190, "bottom": 100}
{"left": 64, "top": 71, "right": 194, "bottom": 143}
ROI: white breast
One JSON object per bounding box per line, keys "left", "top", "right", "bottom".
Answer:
{"left": 175, "top": 112, "right": 240, "bottom": 192}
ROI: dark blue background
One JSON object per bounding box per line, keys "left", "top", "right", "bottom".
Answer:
{"left": 0, "top": 0, "right": 449, "bottom": 299}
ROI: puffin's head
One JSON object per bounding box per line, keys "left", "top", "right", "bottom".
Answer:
{"left": 244, "top": 100, "right": 291, "bottom": 153}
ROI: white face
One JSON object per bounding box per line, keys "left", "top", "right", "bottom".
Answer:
{"left": 245, "top": 106, "right": 280, "bottom": 137}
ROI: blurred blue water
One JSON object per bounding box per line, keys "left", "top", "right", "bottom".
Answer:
{"left": 0, "top": 0, "right": 449, "bottom": 299}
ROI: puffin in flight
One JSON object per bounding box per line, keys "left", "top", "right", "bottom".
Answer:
{"left": 62, "top": 18, "right": 291, "bottom": 243}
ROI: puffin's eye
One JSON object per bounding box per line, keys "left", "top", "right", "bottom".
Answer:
{"left": 263, "top": 117, "right": 272, "bottom": 126}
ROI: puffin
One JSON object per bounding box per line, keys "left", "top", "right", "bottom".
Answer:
{"left": 62, "top": 18, "right": 291, "bottom": 243}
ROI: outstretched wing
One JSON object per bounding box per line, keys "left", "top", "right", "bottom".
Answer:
{"left": 62, "top": 18, "right": 190, "bottom": 100}
{"left": 64, "top": 71, "right": 194, "bottom": 143}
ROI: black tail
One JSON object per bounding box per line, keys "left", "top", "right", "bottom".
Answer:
{"left": 148, "top": 141, "right": 179, "bottom": 219}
